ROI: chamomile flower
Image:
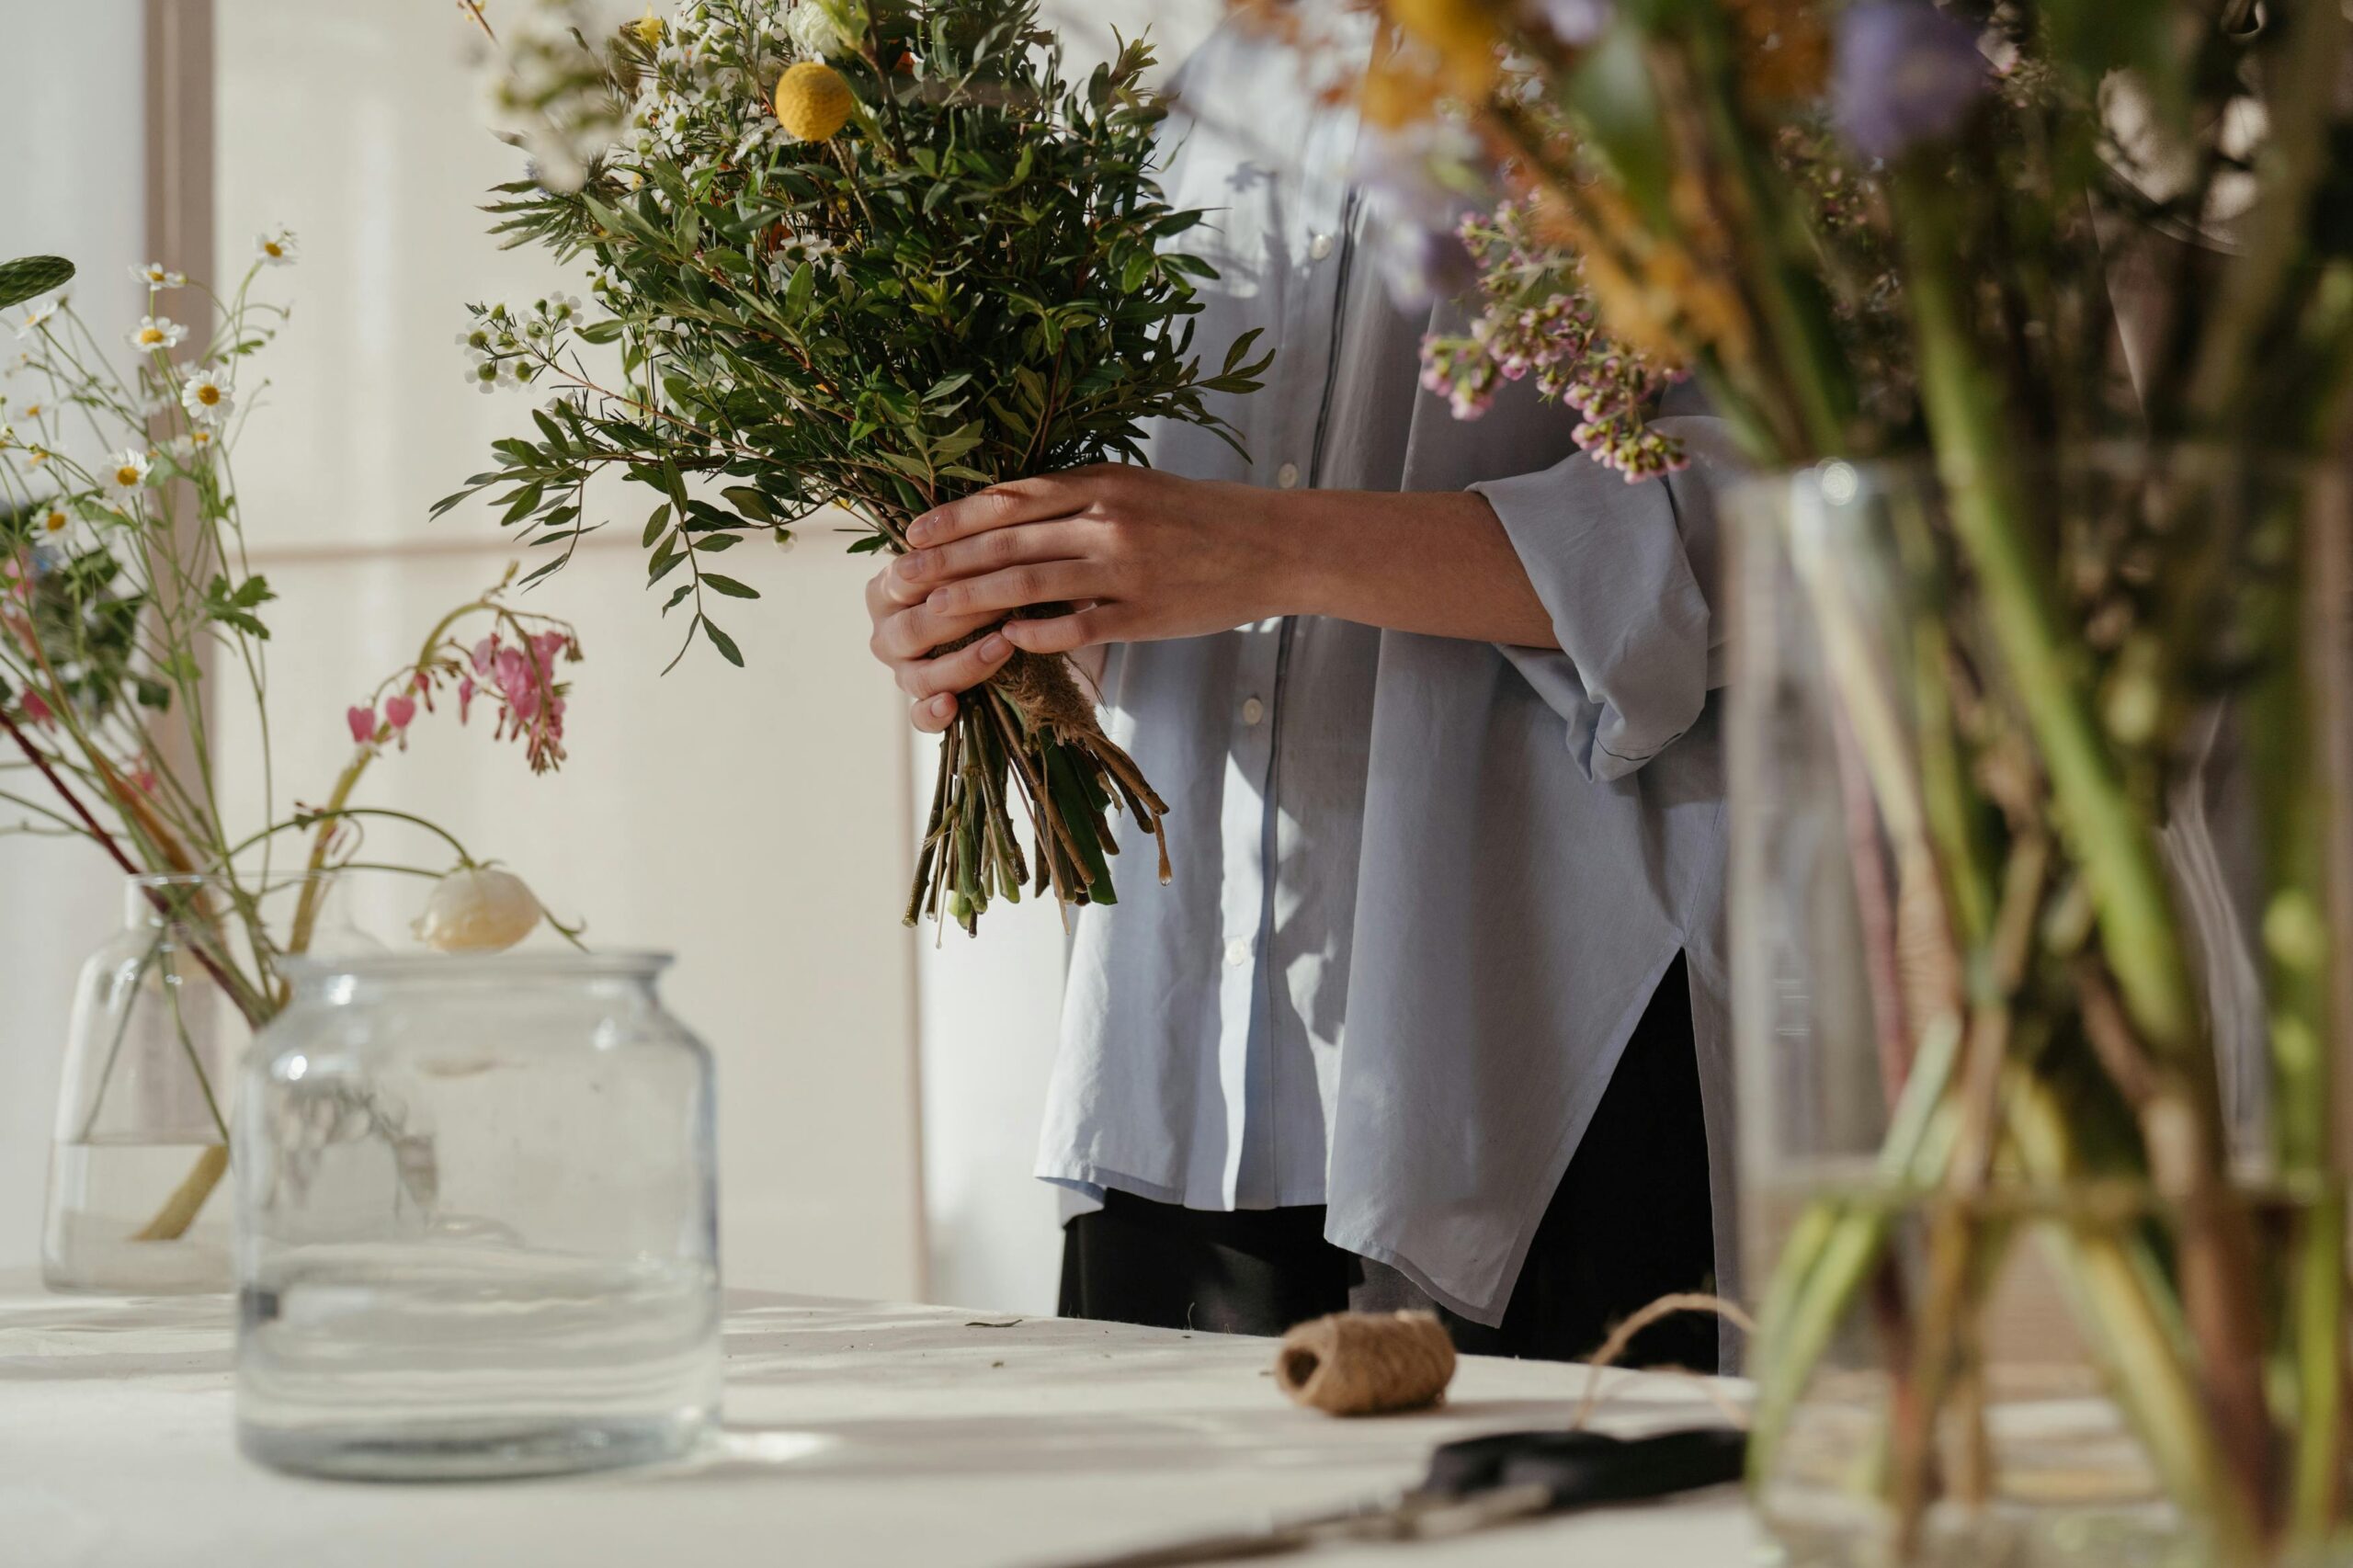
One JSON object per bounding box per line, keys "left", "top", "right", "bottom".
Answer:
{"left": 167, "top": 427, "right": 218, "bottom": 463}
{"left": 13, "top": 395, "right": 50, "bottom": 424}
{"left": 102, "top": 448, "right": 152, "bottom": 508}
{"left": 37, "top": 502, "right": 69, "bottom": 533}
{"left": 127, "top": 315, "right": 188, "bottom": 352}
{"left": 131, "top": 261, "right": 188, "bottom": 289}
{"left": 15, "top": 298, "right": 62, "bottom": 337}
{"left": 256, "top": 228, "right": 298, "bottom": 267}
{"left": 179, "top": 366, "right": 235, "bottom": 424}
{"left": 23, "top": 446, "right": 51, "bottom": 470}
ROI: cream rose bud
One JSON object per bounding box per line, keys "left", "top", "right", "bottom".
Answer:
{"left": 414, "top": 867, "right": 542, "bottom": 953}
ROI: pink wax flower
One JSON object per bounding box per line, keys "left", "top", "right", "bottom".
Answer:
{"left": 21, "top": 690, "right": 54, "bottom": 726}
{"left": 347, "top": 704, "right": 377, "bottom": 744}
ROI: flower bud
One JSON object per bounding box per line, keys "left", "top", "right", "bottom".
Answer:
{"left": 414, "top": 866, "right": 543, "bottom": 953}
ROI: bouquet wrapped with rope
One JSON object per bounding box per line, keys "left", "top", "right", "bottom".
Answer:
{"left": 442, "top": 0, "right": 1268, "bottom": 932}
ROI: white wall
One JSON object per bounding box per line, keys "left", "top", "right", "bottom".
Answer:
{"left": 0, "top": 2, "right": 152, "bottom": 1271}
{"left": 206, "top": 0, "right": 924, "bottom": 1301}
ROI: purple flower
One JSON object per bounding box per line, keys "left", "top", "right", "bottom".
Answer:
{"left": 1527, "top": 0, "right": 1612, "bottom": 45}
{"left": 1832, "top": 3, "right": 1989, "bottom": 162}
{"left": 1353, "top": 125, "right": 1484, "bottom": 308}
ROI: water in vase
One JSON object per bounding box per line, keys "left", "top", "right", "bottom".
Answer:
{"left": 43, "top": 1135, "right": 232, "bottom": 1294}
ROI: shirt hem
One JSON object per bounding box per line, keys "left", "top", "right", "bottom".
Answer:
{"left": 1037, "top": 1159, "right": 1327, "bottom": 1215}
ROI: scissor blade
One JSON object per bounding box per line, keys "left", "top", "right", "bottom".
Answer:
{"left": 1037, "top": 1491, "right": 1416, "bottom": 1568}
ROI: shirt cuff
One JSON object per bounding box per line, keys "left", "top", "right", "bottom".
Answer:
{"left": 1471, "top": 444, "right": 1716, "bottom": 782}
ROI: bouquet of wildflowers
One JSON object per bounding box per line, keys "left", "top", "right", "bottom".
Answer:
{"left": 440, "top": 0, "right": 1267, "bottom": 934}
{"left": 0, "top": 249, "right": 578, "bottom": 1241}
{"left": 1262, "top": 0, "right": 2353, "bottom": 1560}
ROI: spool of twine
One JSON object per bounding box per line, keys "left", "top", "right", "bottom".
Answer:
{"left": 1273, "top": 1310, "right": 1457, "bottom": 1415}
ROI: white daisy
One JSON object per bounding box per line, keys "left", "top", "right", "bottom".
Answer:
{"left": 13, "top": 396, "right": 50, "bottom": 424}
{"left": 38, "top": 502, "right": 69, "bottom": 533}
{"left": 15, "top": 298, "right": 62, "bottom": 337}
{"left": 256, "top": 228, "right": 298, "bottom": 267}
{"left": 126, "top": 315, "right": 188, "bottom": 352}
{"left": 130, "top": 262, "right": 188, "bottom": 289}
{"left": 23, "top": 446, "right": 51, "bottom": 470}
{"left": 167, "top": 428, "right": 218, "bottom": 463}
{"left": 179, "top": 366, "right": 234, "bottom": 425}
{"left": 102, "top": 448, "right": 151, "bottom": 507}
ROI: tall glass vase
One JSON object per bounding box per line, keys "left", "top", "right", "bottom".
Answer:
{"left": 1726, "top": 452, "right": 2353, "bottom": 1567}
{"left": 42, "top": 873, "right": 372, "bottom": 1294}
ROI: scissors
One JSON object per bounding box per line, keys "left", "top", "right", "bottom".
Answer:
{"left": 1040, "top": 1426, "right": 1747, "bottom": 1568}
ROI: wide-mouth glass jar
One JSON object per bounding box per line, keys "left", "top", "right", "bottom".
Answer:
{"left": 233, "top": 950, "right": 721, "bottom": 1480}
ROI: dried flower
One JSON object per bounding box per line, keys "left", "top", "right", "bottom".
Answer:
{"left": 1420, "top": 198, "right": 1688, "bottom": 478}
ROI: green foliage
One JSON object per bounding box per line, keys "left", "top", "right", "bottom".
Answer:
{"left": 0, "top": 255, "right": 73, "bottom": 312}
{"left": 439, "top": 0, "right": 1267, "bottom": 673}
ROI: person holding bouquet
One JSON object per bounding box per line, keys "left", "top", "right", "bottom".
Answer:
{"left": 864, "top": 21, "right": 1733, "bottom": 1369}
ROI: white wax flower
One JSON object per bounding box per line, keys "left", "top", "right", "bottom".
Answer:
{"left": 414, "top": 867, "right": 542, "bottom": 953}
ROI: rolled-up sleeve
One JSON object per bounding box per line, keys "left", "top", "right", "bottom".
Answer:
{"left": 1470, "top": 415, "right": 1732, "bottom": 781}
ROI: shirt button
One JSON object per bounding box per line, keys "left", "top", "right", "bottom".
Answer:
{"left": 1224, "top": 937, "right": 1251, "bottom": 968}
{"left": 1241, "top": 696, "right": 1266, "bottom": 726}
{"left": 1308, "top": 232, "right": 1335, "bottom": 261}
{"left": 1275, "top": 462, "right": 1300, "bottom": 489}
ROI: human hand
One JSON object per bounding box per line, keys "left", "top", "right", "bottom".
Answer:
{"left": 863, "top": 554, "right": 1017, "bottom": 735}
{"left": 892, "top": 464, "right": 1291, "bottom": 659}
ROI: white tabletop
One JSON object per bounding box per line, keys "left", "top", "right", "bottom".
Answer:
{"left": 0, "top": 1273, "right": 1757, "bottom": 1568}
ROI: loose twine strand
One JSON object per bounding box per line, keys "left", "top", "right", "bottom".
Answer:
{"left": 1272, "top": 1291, "right": 1756, "bottom": 1429}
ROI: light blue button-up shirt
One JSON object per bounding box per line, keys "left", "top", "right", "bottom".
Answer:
{"left": 1036, "top": 23, "right": 1739, "bottom": 1335}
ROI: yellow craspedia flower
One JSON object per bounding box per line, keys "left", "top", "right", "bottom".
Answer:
{"left": 773, "top": 61, "right": 855, "bottom": 142}
{"left": 1384, "top": 0, "right": 1502, "bottom": 97}
{"left": 630, "top": 8, "right": 665, "bottom": 50}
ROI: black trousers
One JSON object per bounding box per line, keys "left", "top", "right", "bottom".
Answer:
{"left": 1057, "top": 955, "right": 1716, "bottom": 1369}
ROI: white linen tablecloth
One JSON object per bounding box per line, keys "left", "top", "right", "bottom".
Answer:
{"left": 0, "top": 1272, "right": 1756, "bottom": 1567}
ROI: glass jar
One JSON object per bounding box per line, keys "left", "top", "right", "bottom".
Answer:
{"left": 43, "top": 872, "right": 370, "bottom": 1294}
{"left": 1725, "top": 452, "right": 2352, "bottom": 1566}
{"left": 233, "top": 952, "right": 721, "bottom": 1480}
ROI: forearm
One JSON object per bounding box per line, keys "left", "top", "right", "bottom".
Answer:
{"left": 1267, "top": 487, "right": 1561, "bottom": 650}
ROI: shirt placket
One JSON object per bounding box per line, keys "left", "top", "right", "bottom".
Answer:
{"left": 1211, "top": 111, "right": 1356, "bottom": 1210}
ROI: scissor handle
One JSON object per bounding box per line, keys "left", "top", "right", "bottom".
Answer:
{"left": 1420, "top": 1426, "right": 1746, "bottom": 1508}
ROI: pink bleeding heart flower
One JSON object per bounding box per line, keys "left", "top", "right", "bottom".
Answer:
{"left": 384, "top": 694, "right": 417, "bottom": 732}
{"left": 347, "top": 704, "right": 377, "bottom": 744}
{"left": 457, "top": 676, "right": 476, "bottom": 724}
{"left": 471, "top": 634, "right": 499, "bottom": 675}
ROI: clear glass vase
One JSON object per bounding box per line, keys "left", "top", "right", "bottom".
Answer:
{"left": 42, "top": 872, "right": 371, "bottom": 1294}
{"left": 1726, "top": 452, "right": 2353, "bottom": 1567}
{"left": 233, "top": 951, "right": 722, "bottom": 1480}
